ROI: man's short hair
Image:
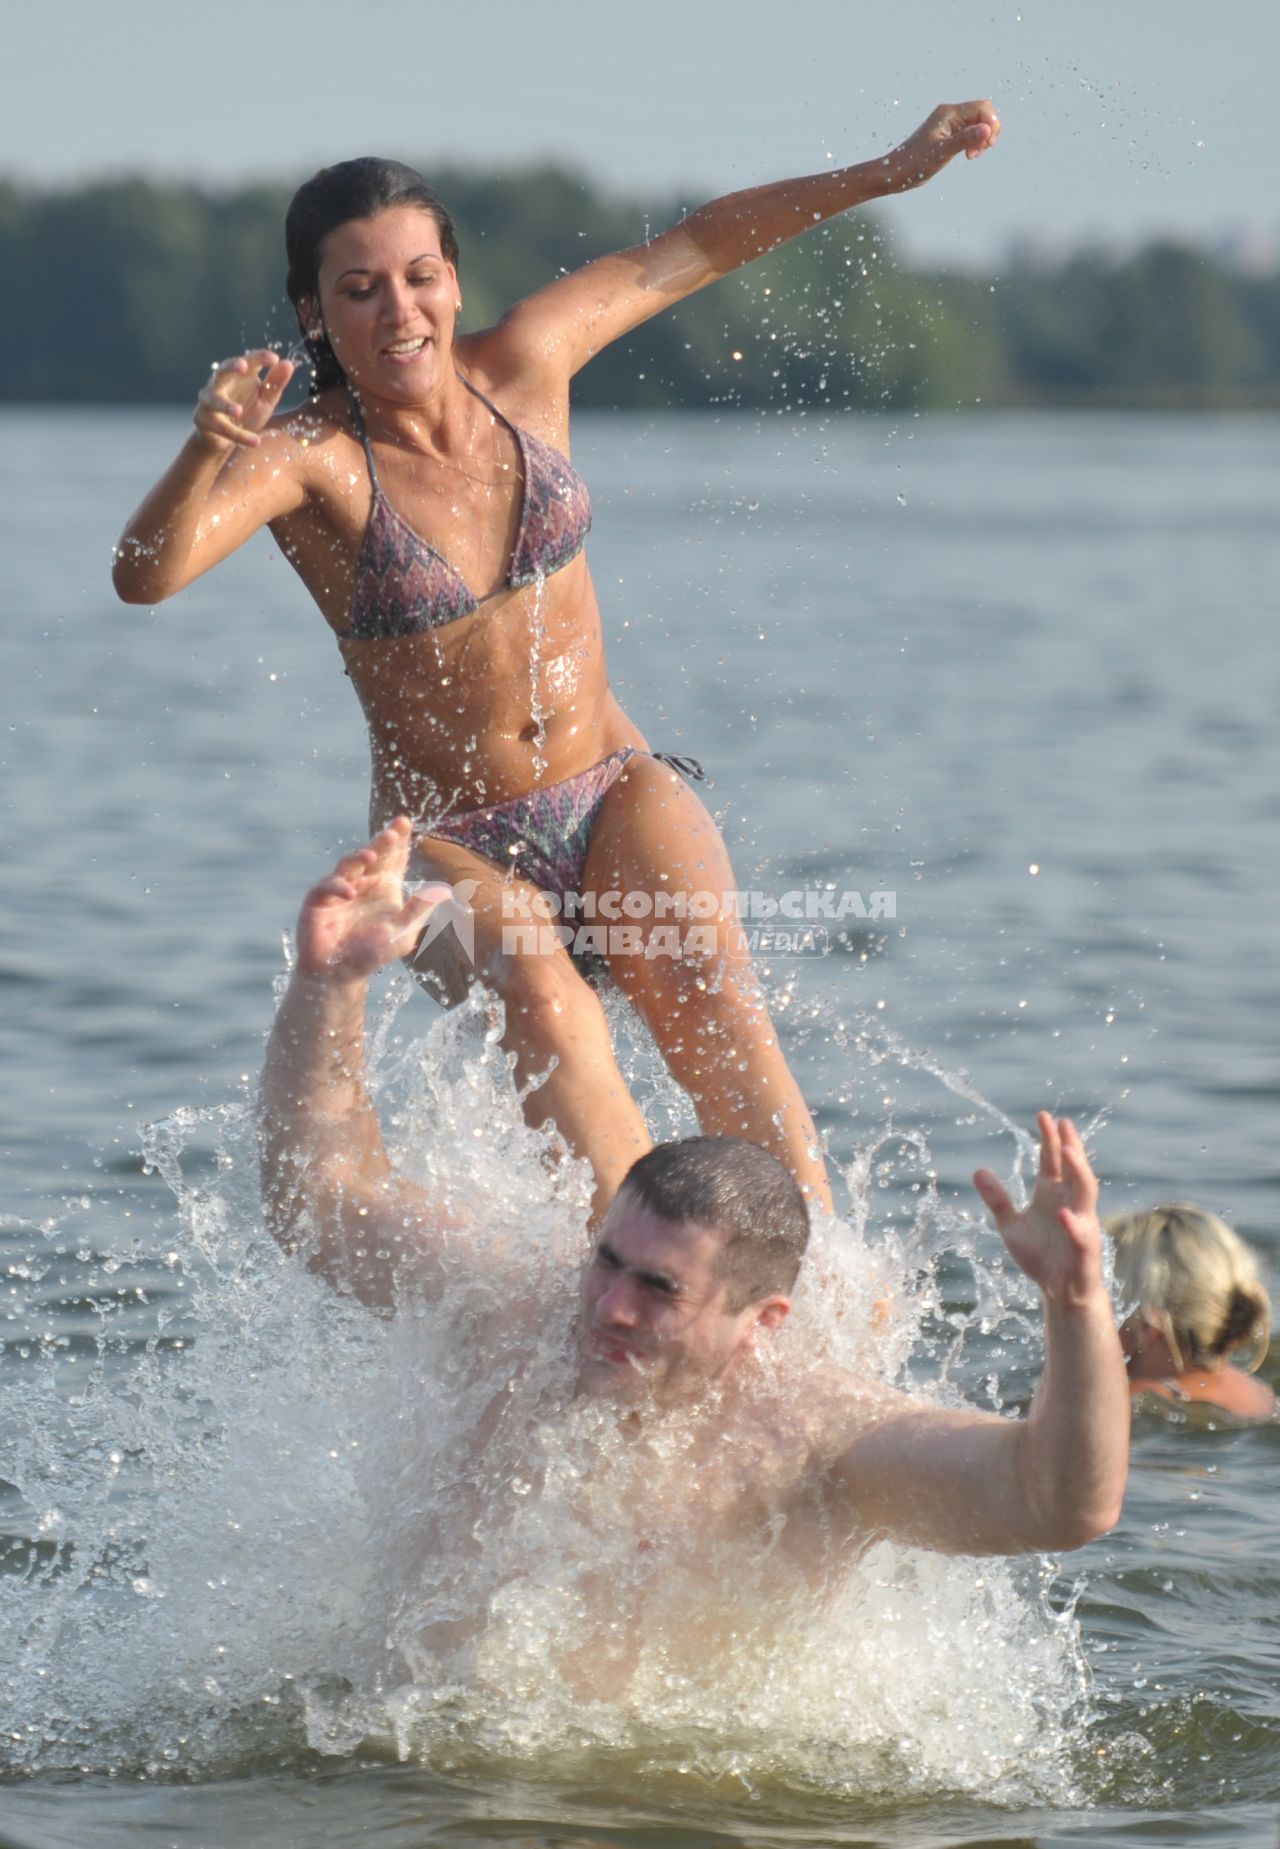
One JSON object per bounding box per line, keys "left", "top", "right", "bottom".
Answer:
{"left": 619, "top": 1136, "right": 811, "bottom": 1310}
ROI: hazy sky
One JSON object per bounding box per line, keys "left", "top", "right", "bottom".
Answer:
{"left": 12, "top": 0, "right": 1275, "bottom": 262}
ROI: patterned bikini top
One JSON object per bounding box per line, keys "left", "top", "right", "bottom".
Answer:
{"left": 344, "top": 378, "right": 592, "bottom": 641}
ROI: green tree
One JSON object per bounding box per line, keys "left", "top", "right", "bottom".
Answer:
{"left": 1, "top": 169, "right": 1277, "bottom": 409}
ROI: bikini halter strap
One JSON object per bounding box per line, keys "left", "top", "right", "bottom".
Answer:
{"left": 346, "top": 389, "right": 383, "bottom": 491}
{"left": 652, "top": 753, "right": 707, "bottom": 784}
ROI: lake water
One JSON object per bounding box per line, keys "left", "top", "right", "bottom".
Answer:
{"left": 1, "top": 408, "right": 1278, "bottom": 1847}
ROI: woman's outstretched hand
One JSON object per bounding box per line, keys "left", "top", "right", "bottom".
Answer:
{"left": 973, "top": 1113, "right": 1104, "bottom": 1309}
{"left": 193, "top": 349, "right": 296, "bottom": 453}
{"left": 295, "top": 818, "right": 447, "bottom": 983}
{"left": 881, "top": 100, "right": 1002, "bottom": 193}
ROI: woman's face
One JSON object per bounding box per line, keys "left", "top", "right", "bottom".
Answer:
{"left": 310, "top": 204, "right": 459, "bottom": 400}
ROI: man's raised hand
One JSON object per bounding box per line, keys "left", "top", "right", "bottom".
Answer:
{"left": 973, "top": 1113, "right": 1104, "bottom": 1308}
{"left": 294, "top": 818, "right": 445, "bottom": 983}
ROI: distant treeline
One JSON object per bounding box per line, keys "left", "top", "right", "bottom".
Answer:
{"left": 5, "top": 166, "right": 1280, "bottom": 410}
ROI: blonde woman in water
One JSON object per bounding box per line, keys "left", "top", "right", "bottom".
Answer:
{"left": 1108, "top": 1203, "right": 1275, "bottom": 1419}
{"left": 115, "top": 102, "right": 1001, "bottom": 1217}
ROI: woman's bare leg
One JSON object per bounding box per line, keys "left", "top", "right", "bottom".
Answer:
{"left": 581, "top": 757, "right": 833, "bottom": 1212}
{"left": 405, "top": 838, "right": 651, "bottom": 1218}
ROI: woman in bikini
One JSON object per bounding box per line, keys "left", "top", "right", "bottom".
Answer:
{"left": 114, "top": 100, "right": 1000, "bottom": 1217}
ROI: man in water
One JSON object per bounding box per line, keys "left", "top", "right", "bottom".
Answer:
{"left": 260, "top": 819, "right": 1128, "bottom": 1598}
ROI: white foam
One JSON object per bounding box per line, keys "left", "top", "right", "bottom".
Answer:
{"left": 0, "top": 974, "right": 1090, "bottom": 1800}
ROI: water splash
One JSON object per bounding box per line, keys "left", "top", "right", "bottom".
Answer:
{"left": 525, "top": 570, "right": 551, "bottom": 780}
{"left": 0, "top": 974, "right": 1095, "bottom": 1800}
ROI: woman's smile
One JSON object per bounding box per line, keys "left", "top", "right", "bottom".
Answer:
{"left": 380, "top": 335, "right": 431, "bottom": 366}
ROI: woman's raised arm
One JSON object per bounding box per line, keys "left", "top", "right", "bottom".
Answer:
{"left": 113, "top": 350, "right": 305, "bottom": 604}
{"left": 491, "top": 101, "right": 1000, "bottom": 381}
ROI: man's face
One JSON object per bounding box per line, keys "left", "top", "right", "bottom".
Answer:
{"left": 577, "top": 1193, "right": 786, "bottom": 1405}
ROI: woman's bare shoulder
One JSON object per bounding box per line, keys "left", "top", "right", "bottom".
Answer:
{"left": 1132, "top": 1368, "right": 1277, "bottom": 1421}
{"left": 237, "top": 389, "right": 364, "bottom": 505}
{"left": 1187, "top": 1367, "right": 1277, "bottom": 1419}
{"left": 268, "top": 387, "right": 356, "bottom": 451}
{"left": 454, "top": 328, "right": 570, "bottom": 423}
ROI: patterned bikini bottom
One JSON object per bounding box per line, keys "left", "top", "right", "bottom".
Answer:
{"left": 419, "top": 748, "right": 706, "bottom": 898}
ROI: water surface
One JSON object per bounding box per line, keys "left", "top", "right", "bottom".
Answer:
{"left": 1, "top": 409, "right": 1278, "bottom": 1847}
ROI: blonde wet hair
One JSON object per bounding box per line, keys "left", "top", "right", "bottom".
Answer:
{"left": 1106, "top": 1203, "right": 1272, "bottom": 1374}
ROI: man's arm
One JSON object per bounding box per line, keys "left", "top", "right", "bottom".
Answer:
{"left": 259, "top": 819, "right": 454, "bottom": 1311}
{"left": 829, "top": 1115, "right": 1128, "bottom": 1555}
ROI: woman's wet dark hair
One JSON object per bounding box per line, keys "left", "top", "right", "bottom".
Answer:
{"left": 285, "top": 158, "right": 460, "bottom": 393}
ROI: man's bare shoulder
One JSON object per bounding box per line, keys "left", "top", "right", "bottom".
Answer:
{"left": 692, "top": 1360, "right": 925, "bottom": 1565}
{"left": 735, "top": 1358, "right": 909, "bottom": 1472}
